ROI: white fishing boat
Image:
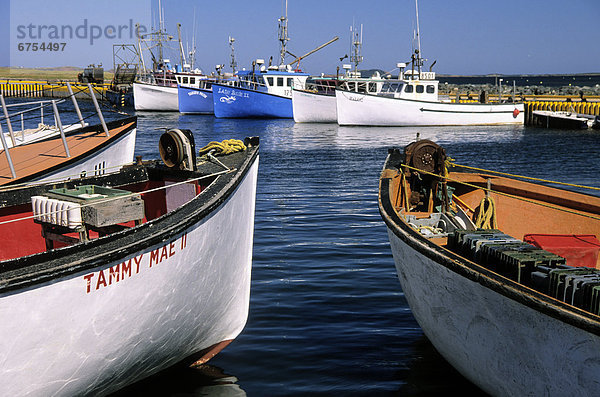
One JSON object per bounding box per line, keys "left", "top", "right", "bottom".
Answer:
{"left": 133, "top": 4, "right": 213, "bottom": 112}
{"left": 336, "top": 1, "right": 524, "bottom": 127}
{"left": 0, "top": 89, "right": 136, "bottom": 186}
{"left": 0, "top": 132, "right": 259, "bottom": 396}
{"left": 292, "top": 23, "right": 385, "bottom": 123}
{"left": 133, "top": 78, "right": 179, "bottom": 111}
{"left": 379, "top": 138, "right": 600, "bottom": 395}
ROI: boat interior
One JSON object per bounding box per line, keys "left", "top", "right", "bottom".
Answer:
{"left": 382, "top": 139, "right": 600, "bottom": 315}
{"left": 0, "top": 131, "right": 257, "bottom": 264}
{"left": 0, "top": 163, "right": 213, "bottom": 262}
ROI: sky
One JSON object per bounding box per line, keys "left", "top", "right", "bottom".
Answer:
{"left": 2, "top": 0, "right": 600, "bottom": 76}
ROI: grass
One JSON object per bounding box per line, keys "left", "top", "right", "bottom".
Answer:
{"left": 0, "top": 67, "right": 113, "bottom": 82}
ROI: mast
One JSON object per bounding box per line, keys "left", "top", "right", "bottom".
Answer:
{"left": 349, "top": 22, "right": 363, "bottom": 73}
{"left": 229, "top": 36, "right": 237, "bottom": 73}
{"left": 277, "top": 0, "right": 289, "bottom": 66}
{"left": 414, "top": 0, "right": 423, "bottom": 76}
{"left": 157, "top": 0, "right": 165, "bottom": 66}
{"left": 177, "top": 23, "right": 187, "bottom": 69}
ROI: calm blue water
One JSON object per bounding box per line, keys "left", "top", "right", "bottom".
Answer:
{"left": 8, "top": 99, "right": 600, "bottom": 396}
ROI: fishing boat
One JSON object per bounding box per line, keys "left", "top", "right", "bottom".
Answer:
{"left": 0, "top": 131, "right": 259, "bottom": 396}
{"left": 212, "top": 1, "right": 336, "bottom": 119}
{"left": 178, "top": 83, "right": 214, "bottom": 114}
{"left": 133, "top": 4, "right": 211, "bottom": 112}
{"left": 336, "top": 1, "right": 524, "bottom": 126}
{"left": 292, "top": 70, "right": 385, "bottom": 123}
{"left": 379, "top": 138, "right": 600, "bottom": 395}
{"left": 212, "top": 65, "right": 310, "bottom": 119}
{"left": 292, "top": 23, "right": 385, "bottom": 123}
{"left": 0, "top": 90, "right": 137, "bottom": 186}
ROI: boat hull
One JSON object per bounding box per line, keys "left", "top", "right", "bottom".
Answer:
{"left": 133, "top": 82, "right": 178, "bottom": 111}
{"left": 178, "top": 85, "right": 214, "bottom": 114}
{"left": 0, "top": 154, "right": 259, "bottom": 396}
{"left": 292, "top": 89, "right": 336, "bottom": 123}
{"left": 212, "top": 84, "right": 292, "bottom": 118}
{"left": 386, "top": 228, "right": 600, "bottom": 395}
{"left": 336, "top": 90, "right": 524, "bottom": 126}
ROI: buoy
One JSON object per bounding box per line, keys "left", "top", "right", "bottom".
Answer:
{"left": 513, "top": 108, "right": 520, "bottom": 118}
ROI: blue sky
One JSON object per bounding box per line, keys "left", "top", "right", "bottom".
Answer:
{"left": 3, "top": 0, "right": 600, "bottom": 75}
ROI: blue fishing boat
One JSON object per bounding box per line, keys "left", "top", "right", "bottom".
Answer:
{"left": 178, "top": 84, "right": 214, "bottom": 115}
{"left": 212, "top": 67, "right": 309, "bottom": 118}
{"left": 212, "top": 1, "right": 337, "bottom": 119}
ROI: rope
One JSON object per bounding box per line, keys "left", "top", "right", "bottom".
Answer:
{"left": 474, "top": 196, "right": 498, "bottom": 229}
{"left": 447, "top": 160, "right": 600, "bottom": 192}
{"left": 198, "top": 139, "right": 246, "bottom": 157}
{"left": 399, "top": 162, "right": 600, "bottom": 222}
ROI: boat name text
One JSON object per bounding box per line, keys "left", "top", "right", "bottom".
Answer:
{"left": 82, "top": 233, "right": 188, "bottom": 294}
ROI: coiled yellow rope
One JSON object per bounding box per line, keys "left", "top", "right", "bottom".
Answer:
{"left": 198, "top": 139, "right": 246, "bottom": 157}
{"left": 475, "top": 196, "right": 498, "bottom": 229}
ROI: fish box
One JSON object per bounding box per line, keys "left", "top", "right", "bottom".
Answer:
{"left": 524, "top": 234, "right": 600, "bottom": 269}
{"left": 46, "top": 185, "right": 144, "bottom": 228}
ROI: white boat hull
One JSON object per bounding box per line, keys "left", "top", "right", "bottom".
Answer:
{"left": 133, "top": 82, "right": 178, "bottom": 111}
{"left": 292, "top": 89, "right": 336, "bottom": 123}
{"left": 336, "top": 90, "right": 524, "bottom": 126}
{"left": 387, "top": 228, "right": 600, "bottom": 396}
{"left": 0, "top": 158, "right": 259, "bottom": 396}
{"left": 31, "top": 126, "right": 137, "bottom": 183}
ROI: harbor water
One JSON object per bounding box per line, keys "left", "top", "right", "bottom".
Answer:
{"left": 9, "top": 99, "right": 600, "bottom": 395}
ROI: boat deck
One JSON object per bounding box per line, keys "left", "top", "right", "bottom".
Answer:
{"left": 0, "top": 120, "right": 135, "bottom": 185}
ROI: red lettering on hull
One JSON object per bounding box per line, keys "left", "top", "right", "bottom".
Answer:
{"left": 82, "top": 235, "right": 188, "bottom": 294}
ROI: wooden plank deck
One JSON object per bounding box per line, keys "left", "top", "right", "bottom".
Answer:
{"left": 0, "top": 120, "right": 135, "bottom": 185}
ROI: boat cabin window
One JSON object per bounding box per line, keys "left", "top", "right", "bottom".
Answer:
{"left": 182, "top": 77, "right": 188, "bottom": 84}
{"left": 381, "top": 82, "right": 403, "bottom": 93}
{"left": 416, "top": 85, "right": 424, "bottom": 93}
{"left": 277, "top": 77, "right": 284, "bottom": 87}
{"left": 405, "top": 84, "right": 414, "bottom": 93}
{"left": 347, "top": 82, "right": 356, "bottom": 91}
{"left": 426, "top": 85, "right": 435, "bottom": 94}
{"left": 176, "top": 76, "right": 182, "bottom": 83}
{"left": 267, "top": 77, "right": 273, "bottom": 86}
{"left": 287, "top": 78, "right": 293, "bottom": 87}
{"left": 368, "top": 83, "right": 377, "bottom": 92}
{"left": 190, "top": 77, "right": 195, "bottom": 85}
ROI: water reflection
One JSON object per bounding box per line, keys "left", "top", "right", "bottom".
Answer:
{"left": 399, "top": 336, "right": 486, "bottom": 396}
{"left": 111, "top": 364, "right": 245, "bottom": 397}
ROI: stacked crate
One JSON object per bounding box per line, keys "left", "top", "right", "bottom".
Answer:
{"left": 448, "top": 229, "right": 600, "bottom": 316}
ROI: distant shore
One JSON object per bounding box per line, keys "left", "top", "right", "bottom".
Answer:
{"left": 1, "top": 67, "right": 599, "bottom": 97}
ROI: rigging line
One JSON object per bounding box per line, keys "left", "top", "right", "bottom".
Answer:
{"left": 398, "top": 163, "right": 600, "bottom": 222}
{"left": 448, "top": 161, "right": 600, "bottom": 192}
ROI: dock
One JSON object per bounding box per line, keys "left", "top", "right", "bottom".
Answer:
{"left": 0, "top": 80, "right": 107, "bottom": 100}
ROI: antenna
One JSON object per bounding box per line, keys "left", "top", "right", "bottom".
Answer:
{"left": 349, "top": 22, "right": 363, "bottom": 73}
{"left": 278, "top": 0, "right": 289, "bottom": 66}
{"left": 229, "top": 36, "right": 237, "bottom": 73}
